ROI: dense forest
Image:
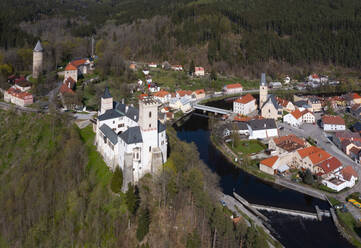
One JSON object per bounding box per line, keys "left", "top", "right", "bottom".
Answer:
{"left": 1, "top": 0, "right": 361, "bottom": 77}
{"left": 0, "top": 110, "right": 274, "bottom": 247}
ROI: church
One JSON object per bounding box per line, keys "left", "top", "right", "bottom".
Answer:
{"left": 259, "top": 73, "right": 283, "bottom": 119}
{"left": 95, "top": 88, "right": 167, "bottom": 189}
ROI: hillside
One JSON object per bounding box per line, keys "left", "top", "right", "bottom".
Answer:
{"left": 0, "top": 110, "right": 274, "bottom": 247}
{"left": 1, "top": 0, "right": 361, "bottom": 78}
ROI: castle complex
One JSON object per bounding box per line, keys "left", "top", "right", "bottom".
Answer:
{"left": 32, "top": 41, "right": 43, "bottom": 79}
{"left": 95, "top": 88, "right": 167, "bottom": 190}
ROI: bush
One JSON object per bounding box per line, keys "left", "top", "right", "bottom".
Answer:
{"left": 110, "top": 167, "right": 123, "bottom": 193}
{"left": 136, "top": 207, "right": 150, "bottom": 241}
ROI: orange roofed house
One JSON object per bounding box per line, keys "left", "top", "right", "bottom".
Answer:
{"left": 192, "top": 89, "right": 206, "bottom": 100}
{"left": 223, "top": 83, "right": 243, "bottom": 95}
{"left": 259, "top": 154, "right": 292, "bottom": 175}
{"left": 268, "top": 134, "right": 307, "bottom": 155}
{"left": 194, "top": 67, "right": 205, "bottom": 76}
{"left": 293, "top": 146, "right": 334, "bottom": 173}
{"left": 4, "top": 87, "right": 33, "bottom": 107}
{"left": 64, "top": 58, "right": 92, "bottom": 83}
{"left": 233, "top": 94, "right": 257, "bottom": 115}
{"left": 153, "top": 90, "right": 171, "bottom": 103}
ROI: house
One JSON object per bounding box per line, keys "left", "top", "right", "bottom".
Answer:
{"left": 149, "top": 83, "right": 160, "bottom": 93}
{"left": 224, "top": 122, "right": 250, "bottom": 136}
{"left": 351, "top": 104, "right": 361, "bottom": 118}
{"left": 4, "top": 87, "right": 33, "bottom": 107}
{"left": 301, "top": 110, "right": 315, "bottom": 124}
{"left": 95, "top": 89, "right": 167, "bottom": 189}
{"left": 341, "top": 139, "right": 361, "bottom": 156}
{"left": 276, "top": 97, "right": 295, "bottom": 112}
{"left": 322, "top": 165, "right": 357, "bottom": 192}
{"left": 321, "top": 115, "right": 346, "bottom": 132}
{"left": 294, "top": 146, "right": 332, "bottom": 173}
{"left": 248, "top": 119, "right": 278, "bottom": 140}
{"left": 268, "top": 134, "right": 307, "bottom": 155}
{"left": 261, "top": 95, "right": 282, "bottom": 120}
{"left": 194, "top": 67, "right": 205, "bottom": 76}
{"left": 224, "top": 83, "right": 243, "bottom": 95}
{"left": 269, "top": 82, "right": 282, "bottom": 88}
{"left": 316, "top": 157, "right": 342, "bottom": 178}
{"left": 284, "top": 76, "right": 291, "bottom": 84}
{"left": 171, "top": 65, "right": 183, "bottom": 71}
{"left": 64, "top": 63, "right": 78, "bottom": 82}
{"left": 148, "top": 63, "right": 157, "bottom": 68}
{"left": 340, "top": 166, "right": 358, "bottom": 188}
{"left": 260, "top": 156, "right": 280, "bottom": 175}
{"left": 308, "top": 97, "right": 322, "bottom": 112}
{"left": 176, "top": 90, "right": 193, "bottom": 98}
{"left": 233, "top": 94, "right": 257, "bottom": 115}
{"left": 283, "top": 109, "right": 302, "bottom": 127}
{"left": 153, "top": 90, "right": 171, "bottom": 103}
{"left": 192, "top": 89, "right": 206, "bottom": 100}
{"left": 308, "top": 74, "right": 320, "bottom": 83}
{"left": 294, "top": 100, "right": 313, "bottom": 112}
{"left": 352, "top": 122, "right": 361, "bottom": 134}
{"left": 333, "top": 130, "right": 361, "bottom": 149}
{"left": 59, "top": 77, "right": 76, "bottom": 95}
{"left": 345, "top": 93, "right": 361, "bottom": 105}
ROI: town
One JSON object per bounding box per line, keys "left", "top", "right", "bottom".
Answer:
{"left": 2, "top": 40, "right": 361, "bottom": 247}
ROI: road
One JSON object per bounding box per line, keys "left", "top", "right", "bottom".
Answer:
{"left": 0, "top": 101, "right": 39, "bottom": 113}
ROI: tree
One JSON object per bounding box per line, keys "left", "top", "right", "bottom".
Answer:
{"left": 126, "top": 183, "right": 140, "bottom": 215}
{"left": 303, "top": 169, "right": 314, "bottom": 185}
{"left": 110, "top": 167, "right": 123, "bottom": 193}
{"left": 210, "top": 68, "right": 217, "bottom": 81}
{"left": 136, "top": 207, "right": 150, "bottom": 241}
{"left": 189, "top": 60, "right": 195, "bottom": 75}
{"left": 231, "top": 123, "right": 240, "bottom": 148}
{"left": 186, "top": 231, "right": 201, "bottom": 248}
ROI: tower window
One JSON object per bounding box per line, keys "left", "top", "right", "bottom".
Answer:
{"left": 149, "top": 124, "right": 151, "bottom": 128}
{"left": 149, "top": 111, "right": 152, "bottom": 118}
{"left": 149, "top": 146, "right": 151, "bottom": 152}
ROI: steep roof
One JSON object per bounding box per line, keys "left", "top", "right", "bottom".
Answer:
{"left": 276, "top": 97, "right": 290, "bottom": 107}
{"left": 33, "top": 40, "right": 43, "bottom": 52}
{"left": 317, "top": 157, "right": 342, "bottom": 174}
{"left": 59, "top": 83, "right": 75, "bottom": 95}
{"left": 65, "top": 63, "right": 77, "bottom": 71}
{"left": 102, "top": 87, "right": 112, "bottom": 99}
{"left": 119, "top": 126, "right": 143, "bottom": 144}
{"left": 248, "top": 119, "right": 277, "bottom": 130}
{"left": 98, "top": 109, "right": 123, "bottom": 121}
{"left": 273, "top": 134, "right": 305, "bottom": 152}
{"left": 115, "top": 102, "right": 139, "bottom": 122}
{"left": 297, "top": 146, "right": 323, "bottom": 159}
{"left": 154, "top": 90, "right": 170, "bottom": 97}
{"left": 234, "top": 94, "right": 255, "bottom": 104}
{"left": 194, "top": 89, "right": 205, "bottom": 95}
{"left": 260, "top": 73, "right": 267, "bottom": 86}
{"left": 71, "top": 59, "right": 87, "bottom": 67}
{"left": 99, "top": 124, "right": 118, "bottom": 145}
{"left": 341, "top": 166, "right": 358, "bottom": 181}
{"left": 176, "top": 90, "right": 192, "bottom": 97}
{"left": 291, "top": 109, "right": 302, "bottom": 119}
{"left": 351, "top": 93, "right": 361, "bottom": 100}
{"left": 322, "top": 115, "right": 345, "bottom": 125}
{"left": 158, "top": 121, "right": 166, "bottom": 133}
{"left": 308, "top": 150, "right": 331, "bottom": 165}
{"left": 263, "top": 94, "right": 280, "bottom": 109}
{"left": 260, "top": 156, "right": 279, "bottom": 168}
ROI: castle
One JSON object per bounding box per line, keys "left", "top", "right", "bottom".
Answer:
{"left": 32, "top": 41, "right": 43, "bottom": 79}
{"left": 95, "top": 88, "right": 167, "bottom": 189}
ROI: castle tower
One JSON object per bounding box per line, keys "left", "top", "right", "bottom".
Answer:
{"left": 138, "top": 97, "right": 158, "bottom": 132}
{"left": 100, "top": 87, "right": 113, "bottom": 114}
{"left": 259, "top": 73, "right": 268, "bottom": 108}
{"left": 32, "top": 40, "right": 43, "bottom": 79}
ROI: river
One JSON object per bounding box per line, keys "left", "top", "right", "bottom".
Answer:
{"left": 174, "top": 102, "right": 353, "bottom": 247}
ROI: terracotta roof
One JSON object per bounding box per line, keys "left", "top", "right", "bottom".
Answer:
{"left": 322, "top": 115, "right": 345, "bottom": 125}
{"left": 195, "top": 67, "right": 204, "bottom": 72}
{"left": 312, "top": 74, "right": 319, "bottom": 79}
{"left": 7, "top": 87, "right": 33, "bottom": 99}
{"left": 291, "top": 109, "right": 302, "bottom": 119}
{"left": 71, "top": 59, "right": 87, "bottom": 67}
{"left": 308, "top": 150, "right": 331, "bottom": 165}
{"left": 65, "top": 63, "right": 77, "bottom": 71}
{"left": 60, "top": 83, "right": 75, "bottom": 94}
{"left": 273, "top": 135, "right": 306, "bottom": 152}
{"left": 341, "top": 166, "right": 358, "bottom": 181}
{"left": 297, "top": 146, "right": 323, "bottom": 159}
{"left": 317, "top": 157, "right": 342, "bottom": 174}
{"left": 260, "top": 156, "right": 279, "bottom": 168}
{"left": 351, "top": 104, "right": 361, "bottom": 111}
{"left": 154, "top": 90, "right": 170, "bottom": 98}
{"left": 226, "top": 83, "right": 243, "bottom": 89}
{"left": 234, "top": 94, "right": 255, "bottom": 104}
{"left": 351, "top": 93, "right": 361, "bottom": 100}
{"left": 234, "top": 115, "right": 263, "bottom": 122}
{"left": 300, "top": 109, "right": 313, "bottom": 116}
{"left": 138, "top": 93, "right": 148, "bottom": 100}
{"left": 194, "top": 89, "right": 205, "bottom": 95}
{"left": 176, "top": 90, "right": 192, "bottom": 97}
{"left": 276, "top": 97, "right": 290, "bottom": 107}
{"left": 350, "top": 146, "right": 361, "bottom": 155}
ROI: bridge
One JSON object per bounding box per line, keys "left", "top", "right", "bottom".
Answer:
{"left": 193, "top": 104, "right": 233, "bottom": 115}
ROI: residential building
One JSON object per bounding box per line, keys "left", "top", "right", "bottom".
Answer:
{"left": 153, "top": 90, "right": 171, "bottom": 103}
{"left": 260, "top": 154, "right": 292, "bottom": 175}
{"left": 352, "top": 122, "right": 361, "bottom": 134}
{"left": 321, "top": 115, "right": 346, "bottom": 132}
{"left": 316, "top": 157, "right": 342, "bottom": 178}
{"left": 345, "top": 93, "right": 361, "bottom": 105}
{"left": 333, "top": 130, "right": 361, "bottom": 149}
{"left": 224, "top": 83, "right": 243, "bottom": 95}
{"left": 351, "top": 104, "right": 361, "bottom": 118}
{"left": 283, "top": 109, "right": 302, "bottom": 127}
{"left": 294, "top": 146, "right": 331, "bottom": 173}
{"left": 194, "top": 67, "right": 205, "bottom": 76}
{"left": 268, "top": 134, "right": 307, "bottom": 155}
{"left": 171, "top": 65, "right": 183, "bottom": 71}
{"left": 340, "top": 166, "right": 358, "bottom": 188}
{"left": 301, "top": 110, "right": 315, "bottom": 124}
{"left": 233, "top": 94, "right": 257, "bottom": 115}
{"left": 308, "top": 97, "right": 322, "bottom": 112}
{"left": 192, "top": 89, "right": 206, "bottom": 100}
{"left": 148, "top": 63, "right": 157, "bottom": 68}
{"left": 248, "top": 119, "right": 278, "bottom": 139}
{"left": 276, "top": 97, "right": 295, "bottom": 112}
{"left": 4, "top": 87, "right": 33, "bottom": 107}
{"left": 95, "top": 89, "right": 167, "bottom": 189}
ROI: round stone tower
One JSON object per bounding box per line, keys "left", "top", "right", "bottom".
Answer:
{"left": 33, "top": 40, "right": 43, "bottom": 79}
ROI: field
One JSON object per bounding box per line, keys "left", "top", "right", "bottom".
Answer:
{"left": 228, "top": 140, "right": 266, "bottom": 155}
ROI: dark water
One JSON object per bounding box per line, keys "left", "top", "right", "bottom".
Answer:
{"left": 174, "top": 112, "right": 353, "bottom": 248}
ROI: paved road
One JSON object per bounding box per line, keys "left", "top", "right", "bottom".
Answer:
{"left": 0, "top": 101, "right": 39, "bottom": 113}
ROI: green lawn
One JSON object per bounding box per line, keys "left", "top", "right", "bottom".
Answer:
{"left": 337, "top": 210, "right": 361, "bottom": 247}
{"left": 229, "top": 140, "right": 266, "bottom": 154}
{"left": 78, "top": 125, "right": 113, "bottom": 186}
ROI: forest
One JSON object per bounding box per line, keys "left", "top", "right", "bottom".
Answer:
{"left": 0, "top": 110, "right": 275, "bottom": 247}
{"left": 1, "top": 0, "right": 361, "bottom": 78}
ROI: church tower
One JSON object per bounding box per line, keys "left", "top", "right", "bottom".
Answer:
{"left": 32, "top": 40, "right": 43, "bottom": 79}
{"left": 259, "top": 73, "right": 268, "bottom": 108}
{"left": 100, "top": 87, "right": 113, "bottom": 114}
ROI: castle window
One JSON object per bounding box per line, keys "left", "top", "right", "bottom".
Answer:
{"left": 149, "top": 111, "right": 152, "bottom": 118}
{"left": 149, "top": 146, "right": 151, "bottom": 152}
{"left": 149, "top": 124, "right": 151, "bottom": 128}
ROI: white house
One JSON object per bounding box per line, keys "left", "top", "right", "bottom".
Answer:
{"left": 322, "top": 115, "right": 346, "bottom": 132}
{"left": 95, "top": 88, "right": 167, "bottom": 190}
{"left": 301, "top": 110, "right": 315, "bottom": 124}
{"left": 194, "top": 67, "right": 205, "bottom": 76}
{"left": 224, "top": 83, "right": 243, "bottom": 95}
{"left": 283, "top": 109, "right": 302, "bottom": 127}
{"left": 233, "top": 94, "right": 257, "bottom": 115}
{"left": 153, "top": 90, "right": 171, "bottom": 103}
{"left": 248, "top": 119, "right": 278, "bottom": 140}
{"left": 148, "top": 63, "right": 157, "bottom": 68}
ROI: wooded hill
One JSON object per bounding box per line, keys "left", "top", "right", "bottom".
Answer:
{"left": 0, "top": 110, "right": 277, "bottom": 247}
{"left": 2, "top": 0, "right": 361, "bottom": 74}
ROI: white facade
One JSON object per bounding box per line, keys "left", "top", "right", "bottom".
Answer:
{"left": 283, "top": 113, "right": 302, "bottom": 127}
{"left": 95, "top": 91, "right": 167, "bottom": 187}
{"left": 224, "top": 85, "right": 243, "bottom": 95}
{"left": 323, "top": 124, "right": 346, "bottom": 132}
{"left": 302, "top": 112, "right": 315, "bottom": 124}
{"left": 233, "top": 98, "right": 257, "bottom": 115}
{"left": 248, "top": 128, "right": 278, "bottom": 140}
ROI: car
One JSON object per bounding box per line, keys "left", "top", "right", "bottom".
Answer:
{"left": 220, "top": 200, "right": 226, "bottom": 207}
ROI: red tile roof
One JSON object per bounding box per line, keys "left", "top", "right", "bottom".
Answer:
{"left": 260, "top": 156, "right": 279, "bottom": 168}
{"left": 154, "top": 90, "right": 170, "bottom": 98}
{"left": 60, "top": 83, "right": 75, "bottom": 94}
{"left": 138, "top": 93, "right": 148, "bottom": 100}
{"left": 341, "top": 166, "right": 358, "bottom": 181}
{"left": 176, "top": 90, "right": 192, "bottom": 97}
{"left": 276, "top": 97, "right": 290, "bottom": 107}
{"left": 194, "top": 89, "right": 205, "bottom": 95}
{"left": 317, "top": 157, "right": 342, "bottom": 174}
{"left": 351, "top": 93, "right": 361, "bottom": 100}
{"left": 234, "top": 94, "right": 255, "bottom": 104}
{"left": 195, "top": 67, "right": 204, "bottom": 72}
{"left": 297, "top": 146, "right": 323, "bottom": 159}
{"left": 65, "top": 63, "right": 77, "bottom": 71}
{"left": 71, "top": 59, "right": 87, "bottom": 67}
{"left": 291, "top": 109, "right": 302, "bottom": 119}
{"left": 322, "top": 115, "right": 345, "bottom": 125}
{"left": 300, "top": 109, "right": 313, "bottom": 116}
{"left": 226, "top": 83, "right": 243, "bottom": 89}
{"left": 308, "top": 150, "right": 331, "bottom": 165}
